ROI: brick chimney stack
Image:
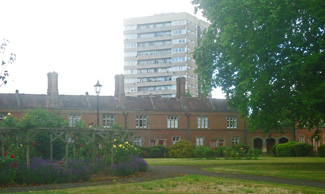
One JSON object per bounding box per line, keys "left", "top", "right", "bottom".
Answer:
{"left": 115, "top": 74, "right": 125, "bottom": 107}
{"left": 47, "top": 72, "right": 59, "bottom": 107}
{"left": 176, "top": 77, "right": 187, "bottom": 108}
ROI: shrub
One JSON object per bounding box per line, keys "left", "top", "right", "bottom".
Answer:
{"left": 168, "top": 140, "right": 195, "bottom": 158}
{"left": 113, "top": 156, "right": 148, "bottom": 176}
{"left": 232, "top": 144, "right": 250, "bottom": 154}
{"left": 294, "top": 143, "right": 314, "bottom": 157}
{"left": 276, "top": 141, "right": 296, "bottom": 157}
{"left": 193, "top": 146, "right": 206, "bottom": 159}
{"left": 149, "top": 148, "right": 161, "bottom": 158}
{"left": 215, "top": 147, "right": 226, "bottom": 157}
{"left": 0, "top": 153, "right": 18, "bottom": 185}
{"left": 318, "top": 145, "right": 325, "bottom": 157}
{"left": 246, "top": 149, "right": 261, "bottom": 160}
{"left": 194, "top": 146, "right": 215, "bottom": 159}
{"left": 155, "top": 145, "right": 169, "bottom": 158}
{"left": 271, "top": 144, "right": 278, "bottom": 156}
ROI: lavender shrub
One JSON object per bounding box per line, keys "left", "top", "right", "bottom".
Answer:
{"left": 113, "top": 156, "right": 148, "bottom": 176}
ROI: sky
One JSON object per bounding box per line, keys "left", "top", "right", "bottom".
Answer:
{"left": 0, "top": 0, "right": 225, "bottom": 98}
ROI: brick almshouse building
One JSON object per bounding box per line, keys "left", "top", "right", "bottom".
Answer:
{"left": 0, "top": 72, "right": 324, "bottom": 153}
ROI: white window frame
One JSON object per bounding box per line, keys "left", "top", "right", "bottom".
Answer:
{"left": 103, "top": 114, "right": 114, "bottom": 128}
{"left": 196, "top": 137, "right": 204, "bottom": 146}
{"left": 232, "top": 137, "right": 239, "bottom": 145}
{"left": 227, "top": 117, "right": 237, "bottom": 129}
{"left": 68, "top": 115, "right": 81, "bottom": 127}
{"left": 198, "top": 116, "right": 208, "bottom": 129}
{"left": 299, "top": 135, "right": 305, "bottom": 143}
{"left": 167, "top": 116, "right": 178, "bottom": 128}
{"left": 134, "top": 137, "right": 142, "bottom": 147}
{"left": 172, "top": 136, "right": 180, "bottom": 145}
{"left": 136, "top": 115, "right": 147, "bottom": 128}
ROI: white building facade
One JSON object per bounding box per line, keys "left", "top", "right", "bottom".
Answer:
{"left": 123, "top": 12, "right": 209, "bottom": 97}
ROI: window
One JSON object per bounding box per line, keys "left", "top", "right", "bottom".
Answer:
{"left": 167, "top": 116, "right": 178, "bottom": 128}
{"left": 196, "top": 137, "right": 204, "bottom": 146}
{"left": 134, "top": 137, "right": 141, "bottom": 146}
{"left": 198, "top": 117, "right": 208, "bottom": 128}
{"left": 219, "top": 140, "right": 225, "bottom": 146}
{"left": 299, "top": 135, "right": 305, "bottom": 143}
{"left": 150, "top": 140, "right": 156, "bottom": 147}
{"left": 172, "top": 136, "right": 180, "bottom": 145}
{"left": 211, "top": 140, "right": 217, "bottom": 148}
{"left": 103, "top": 114, "right": 114, "bottom": 128}
{"left": 232, "top": 137, "right": 239, "bottom": 145}
{"left": 69, "top": 115, "right": 81, "bottom": 127}
{"left": 124, "top": 34, "right": 137, "bottom": 39}
{"left": 136, "top": 116, "right": 147, "bottom": 128}
{"left": 227, "top": 117, "right": 237, "bottom": 129}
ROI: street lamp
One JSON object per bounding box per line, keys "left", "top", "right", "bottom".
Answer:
{"left": 94, "top": 80, "right": 102, "bottom": 127}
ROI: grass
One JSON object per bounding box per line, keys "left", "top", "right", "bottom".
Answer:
{"left": 13, "top": 175, "right": 325, "bottom": 194}
{"left": 145, "top": 157, "right": 325, "bottom": 181}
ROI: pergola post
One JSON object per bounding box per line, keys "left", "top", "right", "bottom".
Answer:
{"left": 50, "top": 134, "right": 53, "bottom": 162}
{"left": 111, "top": 134, "right": 114, "bottom": 175}
{"left": 26, "top": 131, "right": 30, "bottom": 170}
{"left": 65, "top": 132, "right": 69, "bottom": 171}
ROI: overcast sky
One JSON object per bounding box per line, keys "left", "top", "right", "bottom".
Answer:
{"left": 0, "top": 0, "right": 225, "bottom": 98}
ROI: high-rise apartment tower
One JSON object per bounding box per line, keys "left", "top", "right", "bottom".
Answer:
{"left": 123, "top": 12, "right": 209, "bottom": 97}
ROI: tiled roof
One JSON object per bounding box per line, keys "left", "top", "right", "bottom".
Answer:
{"left": 0, "top": 92, "right": 234, "bottom": 113}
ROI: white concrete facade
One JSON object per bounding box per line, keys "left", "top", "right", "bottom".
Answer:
{"left": 123, "top": 12, "right": 209, "bottom": 97}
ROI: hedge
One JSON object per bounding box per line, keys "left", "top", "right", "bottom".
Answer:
{"left": 276, "top": 141, "right": 296, "bottom": 157}
{"left": 319, "top": 145, "right": 325, "bottom": 157}
{"left": 294, "top": 143, "right": 314, "bottom": 157}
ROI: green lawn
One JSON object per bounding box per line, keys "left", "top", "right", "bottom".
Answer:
{"left": 13, "top": 175, "right": 325, "bottom": 194}
{"left": 146, "top": 157, "right": 325, "bottom": 181}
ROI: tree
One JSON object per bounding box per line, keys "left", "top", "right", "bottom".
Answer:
{"left": 192, "top": 0, "right": 325, "bottom": 132}
{"left": 0, "top": 39, "right": 16, "bottom": 87}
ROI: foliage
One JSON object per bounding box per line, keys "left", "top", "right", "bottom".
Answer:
{"left": 276, "top": 141, "right": 297, "bottom": 157}
{"left": 13, "top": 158, "right": 92, "bottom": 185}
{"left": 154, "top": 145, "right": 169, "bottom": 158}
{"left": 232, "top": 144, "right": 250, "bottom": 154}
{"left": 192, "top": 0, "right": 325, "bottom": 132}
{"left": 294, "top": 143, "right": 314, "bottom": 157}
{"left": 193, "top": 146, "right": 215, "bottom": 159}
{"left": 0, "top": 153, "right": 18, "bottom": 185}
{"left": 149, "top": 148, "right": 161, "bottom": 158}
{"left": 113, "top": 139, "right": 140, "bottom": 164}
{"left": 215, "top": 146, "right": 226, "bottom": 157}
{"left": 19, "top": 108, "right": 68, "bottom": 129}
{"left": 318, "top": 144, "right": 325, "bottom": 157}
{"left": 168, "top": 140, "right": 195, "bottom": 158}
{"left": 113, "top": 156, "right": 148, "bottom": 176}
{"left": 310, "top": 128, "right": 322, "bottom": 142}
{"left": 246, "top": 149, "right": 262, "bottom": 160}
{"left": 0, "top": 39, "right": 16, "bottom": 87}
{"left": 0, "top": 113, "right": 18, "bottom": 127}
{"left": 271, "top": 144, "right": 278, "bottom": 157}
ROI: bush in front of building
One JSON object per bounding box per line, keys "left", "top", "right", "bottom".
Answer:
{"left": 149, "top": 148, "right": 161, "bottom": 158}
{"left": 271, "top": 144, "right": 278, "bottom": 156}
{"left": 276, "top": 141, "right": 296, "bottom": 157}
{"left": 168, "top": 140, "right": 195, "bottom": 158}
{"left": 215, "top": 146, "right": 226, "bottom": 157}
{"left": 155, "top": 145, "right": 169, "bottom": 158}
{"left": 294, "top": 143, "right": 314, "bottom": 157}
{"left": 193, "top": 146, "right": 215, "bottom": 159}
{"left": 318, "top": 145, "right": 325, "bottom": 157}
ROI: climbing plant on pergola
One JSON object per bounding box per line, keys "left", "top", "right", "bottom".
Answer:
{"left": 0, "top": 127, "right": 132, "bottom": 171}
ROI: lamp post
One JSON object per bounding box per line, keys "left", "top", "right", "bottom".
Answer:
{"left": 94, "top": 80, "right": 102, "bottom": 127}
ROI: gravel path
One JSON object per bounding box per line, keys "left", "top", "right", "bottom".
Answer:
{"left": 1, "top": 165, "right": 324, "bottom": 193}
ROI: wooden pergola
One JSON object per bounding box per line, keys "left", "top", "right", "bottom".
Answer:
{"left": 0, "top": 127, "right": 132, "bottom": 171}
